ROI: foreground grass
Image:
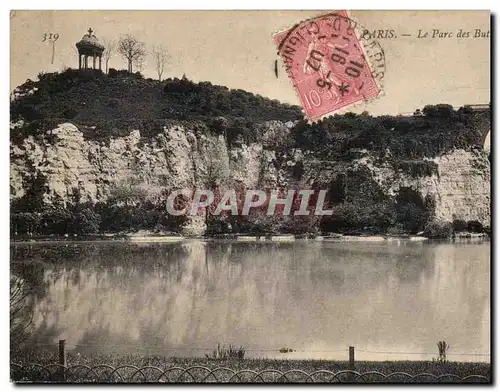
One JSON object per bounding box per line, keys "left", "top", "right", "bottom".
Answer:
{"left": 11, "top": 349, "right": 490, "bottom": 382}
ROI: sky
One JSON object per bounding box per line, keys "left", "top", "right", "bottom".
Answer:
{"left": 10, "top": 10, "right": 490, "bottom": 115}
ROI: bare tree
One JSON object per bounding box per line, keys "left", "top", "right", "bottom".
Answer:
{"left": 134, "top": 55, "right": 146, "bottom": 73}
{"left": 102, "top": 38, "right": 116, "bottom": 74}
{"left": 118, "top": 35, "right": 146, "bottom": 73}
{"left": 152, "top": 44, "right": 170, "bottom": 81}
{"left": 10, "top": 275, "right": 34, "bottom": 345}
{"left": 10, "top": 261, "right": 47, "bottom": 347}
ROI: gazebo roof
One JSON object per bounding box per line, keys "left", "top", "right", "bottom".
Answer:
{"left": 76, "top": 28, "right": 104, "bottom": 54}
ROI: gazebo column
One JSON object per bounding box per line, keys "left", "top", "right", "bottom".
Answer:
{"left": 76, "top": 29, "right": 105, "bottom": 72}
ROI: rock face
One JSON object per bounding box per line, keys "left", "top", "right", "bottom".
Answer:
{"left": 10, "top": 122, "right": 491, "bottom": 233}
{"left": 413, "top": 151, "right": 490, "bottom": 224}
{"left": 349, "top": 150, "right": 490, "bottom": 224}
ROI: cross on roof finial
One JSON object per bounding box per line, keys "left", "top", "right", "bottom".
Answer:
{"left": 87, "top": 27, "right": 93, "bottom": 36}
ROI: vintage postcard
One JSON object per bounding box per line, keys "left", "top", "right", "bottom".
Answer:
{"left": 9, "top": 10, "right": 490, "bottom": 384}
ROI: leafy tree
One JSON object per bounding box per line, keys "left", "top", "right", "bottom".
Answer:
{"left": 108, "top": 184, "right": 148, "bottom": 207}
{"left": 41, "top": 207, "right": 72, "bottom": 235}
{"left": 68, "top": 208, "right": 101, "bottom": 235}
{"left": 15, "top": 173, "right": 48, "bottom": 212}
{"left": 10, "top": 212, "right": 41, "bottom": 235}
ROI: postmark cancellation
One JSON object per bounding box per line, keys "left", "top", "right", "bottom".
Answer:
{"left": 274, "top": 11, "right": 386, "bottom": 121}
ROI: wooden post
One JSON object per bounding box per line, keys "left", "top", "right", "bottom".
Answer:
{"left": 58, "top": 339, "right": 67, "bottom": 381}
{"left": 51, "top": 40, "right": 55, "bottom": 65}
{"left": 349, "top": 346, "right": 355, "bottom": 382}
{"left": 349, "top": 346, "right": 355, "bottom": 369}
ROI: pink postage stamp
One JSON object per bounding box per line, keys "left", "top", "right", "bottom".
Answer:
{"left": 274, "top": 11, "right": 384, "bottom": 121}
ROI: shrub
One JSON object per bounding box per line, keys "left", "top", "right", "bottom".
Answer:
{"left": 319, "top": 201, "right": 396, "bottom": 233}
{"left": 205, "top": 218, "right": 231, "bottom": 235}
{"left": 437, "top": 341, "right": 450, "bottom": 363}
{"left": 393, "top": 187, "right": 430, "bottom": 233}
{"left": 395, "top": 161, "right": 438, "bottom": 178}
{"left": 424, "top": 221, "right": 453, "bottom": 239}
{"left": 386, "top": 225, "right": 406, "bottom": 236}
{"left": 435, "top": 104, "right": 455, "bottom": 117}
{"left": 291, "top": 160, "right": 304, "bottom": 180}
{"left": 467, "top": 220, "right": 484, "bottom": 233}
{"left": 205, "top": 344, "right": 245, "bottom": 360}
{"left": 208, "top": 116, "right": 229, "bottom": 135}
{"left": 422, "top": 105, "right": 438, "bottom": 117}
{"left": 452, "top": 219, "right": 468, "bottom": 232}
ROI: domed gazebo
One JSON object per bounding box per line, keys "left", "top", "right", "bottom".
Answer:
{"left": 76, "top": 28, "right": 104, "bottom": 70}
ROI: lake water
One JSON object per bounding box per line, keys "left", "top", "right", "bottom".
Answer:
{"left": 11, "top": 239, "right": 490, "bottom": 362}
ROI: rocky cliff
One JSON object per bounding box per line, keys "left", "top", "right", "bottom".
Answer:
{"left": 10, "top": 120, "right": 491, "bottom": 234}
{"left": 350, "top": 149, "right": 490, "bottom": 224}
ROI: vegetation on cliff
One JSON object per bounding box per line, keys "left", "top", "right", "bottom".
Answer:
{"left": 11, "top": 69, "right": 488, "bottom": 153}
{"left": 292, "top": 105, "right": 487, "bottom": 162}
{"left": 10, "top": 69, "right": 301, "bottom": 145}
{"left": 10, "top": 69, "right": 490, "bottom": 238}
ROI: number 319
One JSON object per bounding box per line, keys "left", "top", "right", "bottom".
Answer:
{"left": 42, "top": 33, "right": 59, "bottom": 42}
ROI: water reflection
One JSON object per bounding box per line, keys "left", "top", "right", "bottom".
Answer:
{"left": 10, "top": 240, "right": 490, "bottom": 362}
